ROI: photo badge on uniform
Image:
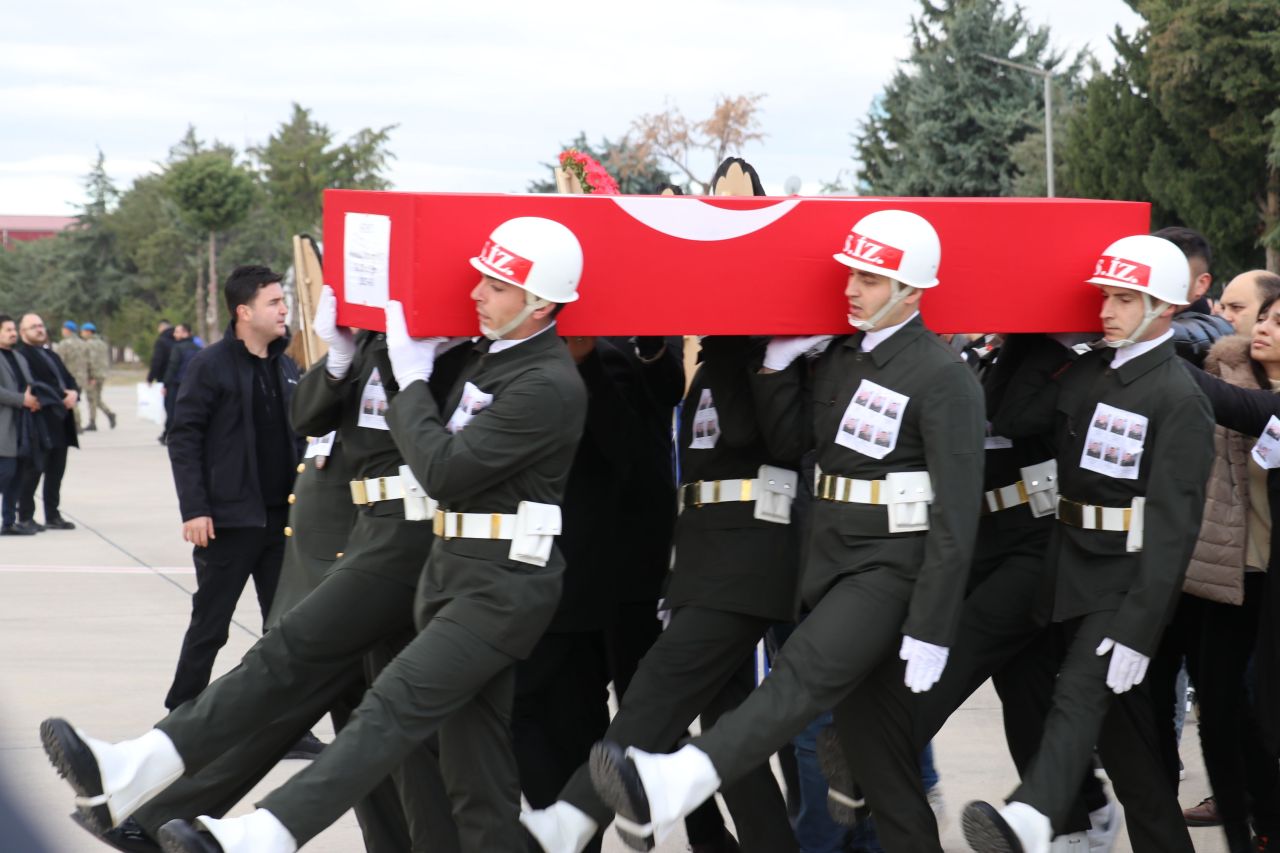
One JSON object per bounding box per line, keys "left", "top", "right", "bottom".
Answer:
{"left": 834, "top": 379, "right": 908, "bottom": 460}
{"left": 446, "top": 381, "right": 494, "bottom": 434}
{"left": 689, "top": 388, "right": 721, "bottom": 449}
{"left": 1079, "top": 401, "right": 1146, "bottom": 480}
{"left": 304, "top": 431, "right": 336, "bottom": 459}
{"left": 358, "top": 367, "right": 390, "bottom": 430}
{"left": 1251, "top": 415, "right": 1280, "bottom": 469}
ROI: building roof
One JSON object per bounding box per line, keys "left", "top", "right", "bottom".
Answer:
{"left": 0, "top": 215, "right": 77, "bottom": 232}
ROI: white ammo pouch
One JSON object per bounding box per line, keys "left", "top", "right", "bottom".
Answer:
{"left": 753, "top": 465, "right": 798, "bottom": 524}
{"left": 432, "top": 501, "right": 563, "bottom": 568}
{"left": 1126, "top": 496, "right": 1145, "bottom": 552}
{"left": 884, "top": 471, "right": 933, "bottom": 533}
{"left": 1020, "top": 459, "right": 1058, "bottom": 518}
{"left": 397, "top": 465, "right": 438, "bottom": 522}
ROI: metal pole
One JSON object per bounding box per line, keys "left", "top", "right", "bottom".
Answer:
{"left": 1044, "top": 74, "right": 1055, "bottom": 198}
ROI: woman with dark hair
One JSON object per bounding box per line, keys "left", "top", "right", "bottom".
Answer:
{"left": 1178, "top": 285, "right": 1280, "bottom": 853}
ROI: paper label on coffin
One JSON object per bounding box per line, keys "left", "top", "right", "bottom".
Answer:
{"left": 324, "top": 191, "right": 1151, "bottom": 337}
{"left": 357, "top": 369, "right": 390, "bottom": 431}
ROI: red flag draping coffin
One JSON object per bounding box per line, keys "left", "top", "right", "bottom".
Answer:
{"left": 323, "top": 190, "right": 1150, "bottom": 336}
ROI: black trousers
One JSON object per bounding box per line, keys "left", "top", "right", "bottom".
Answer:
{"left": 840, "top": 525, "right": 1105, "bottom": 851}
{"left": 1147, "top": 592, "right": 1201, "bottom": 792}
{"left": 164, "top": 510, "right": 285, "bottom": 710}
{"left": 561, "top": 606, "right": 798, "bottom": 853}
{"left": 1195, "top": 574, "right": 1280, "bottom": 850}
{"left": 163, "top": 383, "right": 178, "bottom": 437}
{"left": 17, "top": 443, "right": 67, "bottom": 523}
{"left": 1012, "top": 613, "right": 1194, "bottom": 853}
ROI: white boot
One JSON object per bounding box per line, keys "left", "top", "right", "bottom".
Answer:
{"left": 1049, "top": 830, "right": 1087, "bottom": 851}
{"left": 197, "top": 809, "right": 297, "bottom": 853}
{"left": 627, "top": 744, "right": 721, "bottom": 842}
{"left": 998, "top": 802, "right": 1053, "bottom": 853}
{"left": 75, "top": 728, "right": 184, "bottom": 825}
{"left": 521, "top": 801, "right": 598, "bottom": 853}
{"left": 1087, "top": 801, "right": 1122, "bottom": 852}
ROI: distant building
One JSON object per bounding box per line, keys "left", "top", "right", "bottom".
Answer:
{"left": 0, "top": 215, "right": 76, "bottom": 249}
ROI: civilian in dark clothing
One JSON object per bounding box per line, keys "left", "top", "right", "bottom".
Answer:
{"left": 15, "top": 313, "right": 79, "bottom": 532}
{"left": 150, "top": 320, "right": 175, "bottom": 442}
{"left": 0, "top": 314, "right": 39, "bottom": 535}
{"left": 1158, "top": 226, "right": 1233, "bottom": 367}
{"left": 164, "top": 266, "right": 302, "bottom": 711}
{"left": 162, "top": 324, "right": 199, "bottom": 444}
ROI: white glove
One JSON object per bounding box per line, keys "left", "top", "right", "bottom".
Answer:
{"left": 314, "top": 285, "right": 356, "bottom": 379}
{"left": 384, "top": 301, "right": 447, "bottom": 388}
{"left": 656, "top": 597, "right": 672, "bottom": 631}
{"left": 762, "top": 335, "right": 834, "bottom": 371}
{"left": 1096, "top": 637, "right": 1150, "bottom": 694}
{"left": 900, "top": 635, "right": 949, "bottom": 693}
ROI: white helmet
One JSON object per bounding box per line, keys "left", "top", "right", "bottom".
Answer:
{"left": 833, "top": 209, "right": 941, "bottom": 331}
{"left": 1085, "top": 234, "right": 1191, "bottom": 348}
{"left": 468, "top": 217, "right": 583, "bottom": 340}
{"left": 833, "top": 209, "right": 941, "bottom": 289}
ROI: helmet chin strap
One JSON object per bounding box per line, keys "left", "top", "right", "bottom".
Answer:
{"left": 1103, "top": 293, "right": 1167, "bottom": 349}
{"left": 481, "top": 289, "right": 552, "bottom": 341}
{"left": 850, "top": 280, "right": 911, "bottom": 332}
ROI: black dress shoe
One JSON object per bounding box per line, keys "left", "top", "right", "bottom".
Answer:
{"left": 961, "top": 801, "right": 1024, "bottom": 853}
{"left": 282, "top": 730, "right": 326, "bottom": 760}
{"left": 690, "top": 831, "right": 742, "bottom": 853}
{"left": 84, "top": 423, "right": 98, "bottom": 432}
{"left": 45, "top": 517, "right": 76, "bottom": 530}
{"left": 588, "top": 741, "right": 655, "bottom": 851}
{"left": 19, "top": 520, "right": 45, "bottom": 533}
{"left": 108, "top": 412, "right": 117, "bottom": 429}
{"left": 1, "top": 524, "right": 35, "bottom": 535}
{"left": 70, "top": 811, "right": 161, "bottom": 852}
{"left": 39, "top": 717, "right": 112, "bottom": 834}
{"left": 157, "top": 820, "right": 223, "bottom": 852}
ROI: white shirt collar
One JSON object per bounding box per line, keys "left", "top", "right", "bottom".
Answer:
{"left": 860, "top": 312, "right": 919, "bottom": 352}
{"left": 487, "top": 320, "right": 556, "bottom": 354}
{"left": 1110, "top": 329, "right": 1173, "bottom": 368}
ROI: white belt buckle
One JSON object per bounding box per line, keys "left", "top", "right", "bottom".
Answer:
{"left": 398, "top": 466, "right": 434, "bottom": 521}
{"left": 885, "top": 471, "right": 933, "bottom": 533}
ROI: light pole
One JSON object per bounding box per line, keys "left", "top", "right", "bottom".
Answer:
{"left": 979, "top": 53, "right": 1055, "bottom": 197}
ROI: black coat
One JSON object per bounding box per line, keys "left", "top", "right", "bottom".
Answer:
{"left": 148, "top": 327, "right": 176, "bottom": 384}
{"left": 1186, "top": 366, "right": 1280, "bottom": 756}
{"left": 15, "top": 343, "right": 78, "bottom": 450}
{"left": 167, "top": 324, "right": 302, "bottom": 527}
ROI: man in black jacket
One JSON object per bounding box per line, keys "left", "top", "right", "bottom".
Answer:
{"left": 15, "top": 312, "right": 79, "bottom": 533}
{"left": 150, "top": 320, "right": 176, "bottom": 443}
{"left": 163, "top": 266, "right": 302, "bottom": 711}
{"left": 162, "top": 324, "right": 199, "bottom": 444}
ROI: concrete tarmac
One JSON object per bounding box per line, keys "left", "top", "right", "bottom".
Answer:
{"left": 0, "top": 380, "right": 1228, "bottom": 851}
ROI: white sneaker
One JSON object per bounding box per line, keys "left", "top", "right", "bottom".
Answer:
{"left": 41, "top": 720, "right": 183, "bottom": 832}
{"left": 521, "top": 801, "right": 598, "bottom": 853}
{"left": 187, "top": 809, "right": 297, "bottom": 853}
{"left": 1087, "top": 800, "right": 1123, "bottom": 852}
{"left": 961, "top": 800, "right": 1051, "bottom": 853}
{"left": 1050, "top": 830, "right": 1088, "bottom": 851}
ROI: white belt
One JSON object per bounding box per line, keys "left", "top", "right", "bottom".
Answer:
{"left": 433, "top": 510, "right": 517, "bottom": 540}
{"left": 816, "top": 473, "right": 886, "bottom": 505}
{"left": 679, "top": 478, "right": 757, "bottom": 508}
{"left": 1055, "top": 497, "right": 1131, "bottom": 531}
{"left": 350, "top": 475, "right": 410, "bottom": 505}
{"left": 983, "top": 480, "right": 1030, "bottom": 513}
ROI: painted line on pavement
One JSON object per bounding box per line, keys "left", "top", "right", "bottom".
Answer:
{"left": 0, "top": 564, "right": 195, "bottom": 574}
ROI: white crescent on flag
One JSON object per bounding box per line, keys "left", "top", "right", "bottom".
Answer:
{"left": 609, "top": 197, "right": 802, "bottom": 242}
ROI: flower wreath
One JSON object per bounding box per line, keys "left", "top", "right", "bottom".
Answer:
{"left": 558, "top": 149, "right": 621, "bottom": 195}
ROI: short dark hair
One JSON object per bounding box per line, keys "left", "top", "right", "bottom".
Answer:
{"left": 0, "top": 313, "right": 12, "bottom": 329}
{"left": 1252, "top": 273, "right": 1280, "bottom": 318}
{"left": 224, "top": 265, "right": 284, "bottom": 317}
{"left": 158, "top": 318, "right": 172, "bottom": 326}
{"left": 176, "top": 322, "right": 193, "bottom": 334}
{"left": 1153, "top": 226, "right": 1213, "bottom": 271}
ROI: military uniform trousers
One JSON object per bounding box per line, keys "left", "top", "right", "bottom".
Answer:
{"left": 1010, "top": 611, "right": 1194, "bottom": 853}
{"left": 559, "top": 605, "right": 797, "bottom": 853}
{"left": 839, "top": 522, "right": 1103, "bottom": 852}
{"left": 688, "top": 538, "right": 925, "bottom": 806}
{"left": 86, "top": 377, "right": 114, "bottom": 425}
{"left": 153, "top": 511, "right": 493, "bottom": 848}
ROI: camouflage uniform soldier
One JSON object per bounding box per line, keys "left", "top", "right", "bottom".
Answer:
{"left": 53, "top": 321, "right": 88, "bottom": 432}
{"left": 80, "top": 322, "right": 116, "bottom": 430}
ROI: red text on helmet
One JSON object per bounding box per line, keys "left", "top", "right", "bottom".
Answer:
{"left": 842, "top": 231, "right": 904, "bottom": 271}
{"left": 1092, "top": 255, "right": 1151, "bottom": 288}
{"left": 476, "top": 240, "right": 534, "bottom": 286}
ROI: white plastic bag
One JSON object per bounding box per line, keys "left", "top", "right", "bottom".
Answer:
{"left": 136, "top": 382, "right": 165, "bottom": 426}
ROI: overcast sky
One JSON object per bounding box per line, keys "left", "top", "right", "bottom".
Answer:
{"left": 1, "top": 0, "right": 1143, "bottom": 215}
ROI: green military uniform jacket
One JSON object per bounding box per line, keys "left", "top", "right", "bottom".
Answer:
{"left": 751, "top": 316, "right": 985, "bottom": 647}
{"left": 84, "top": 335, "right": 111, "bottom": 381}
{"left": 54, "top": 337, "right": 89, "bottom": 386}
{"left": 1043, "top": 339, "right": 1213, "bottom": 656}
{"left": 665, "top": 336, "right": 802, "bottom": 622}
{"left": 388, "top": 328, "right": 587, "bottom": 660}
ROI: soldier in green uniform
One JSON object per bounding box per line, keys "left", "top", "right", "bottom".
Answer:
{"left": 819, "top": 333, "right": 1118, "bottom": 851}
{"left": 522, "top": 334, "right": 802, "bottom": 853}
{"left": 960, "top": 234, "right": 1214, "bottom": 853}
{"left": 40, "top": 216, "right": 589, "bottom": 853}
{"left": 54, "top": 321, "right": 87, "bottom": 432}
{"left": 586, "top": 209, "right": 985, "bottom": 850}
{"left": 80, "top": 322, "right": 117, "bottom": 430}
